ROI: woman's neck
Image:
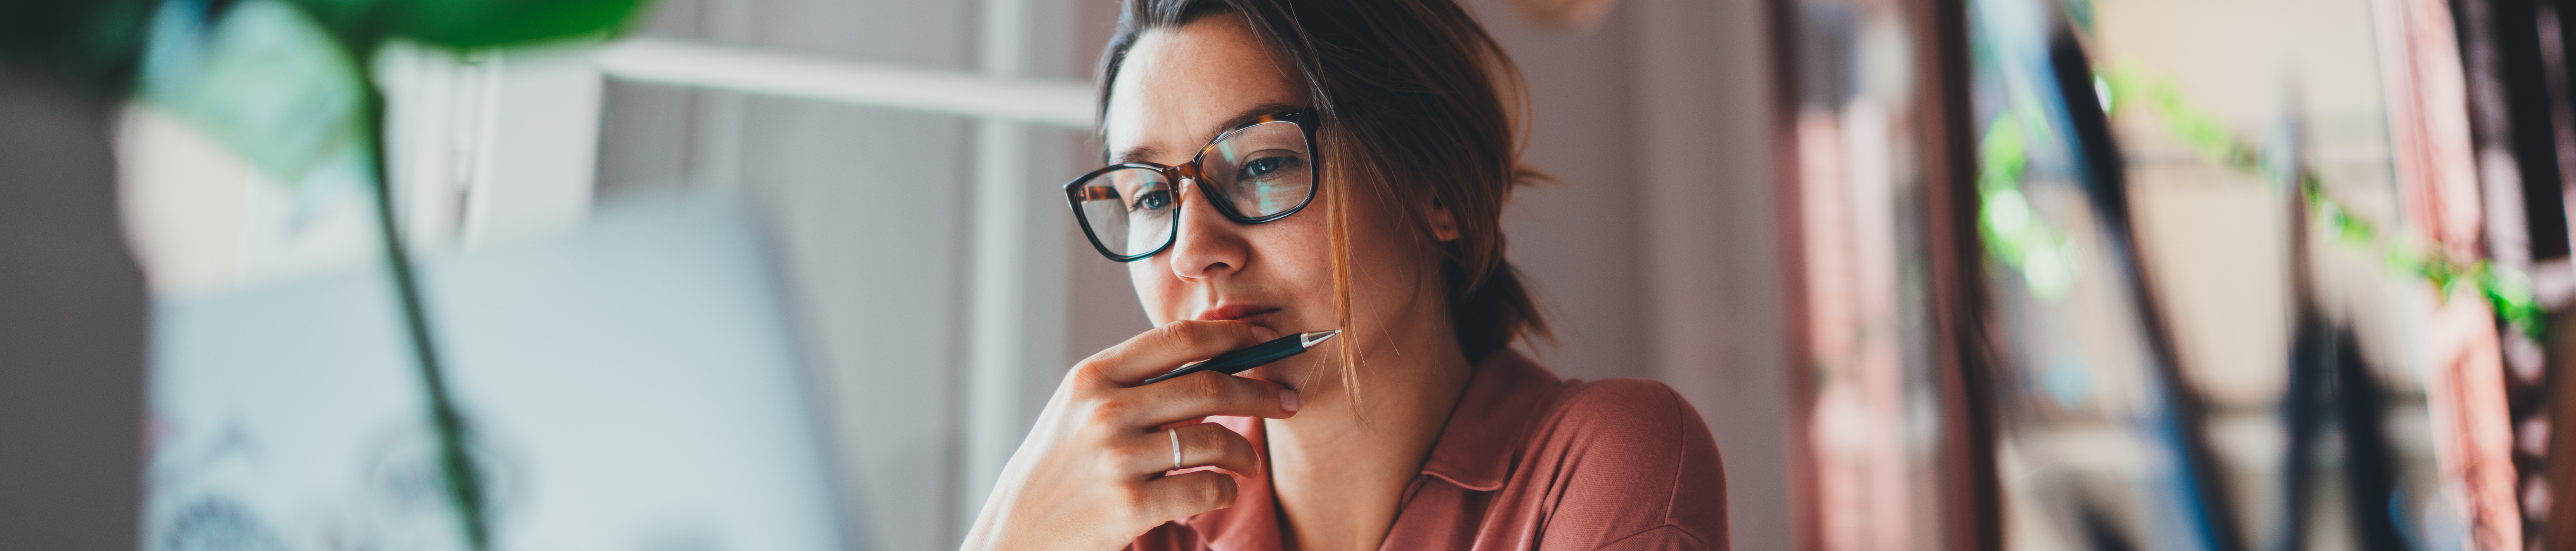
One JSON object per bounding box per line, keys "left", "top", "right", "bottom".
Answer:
{"left": 1262, "top": 327, "right": 1474, "bottom": 551}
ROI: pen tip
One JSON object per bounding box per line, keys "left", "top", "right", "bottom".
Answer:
{"left": 1301, "top": 330, "right": 1341, "bottom": 347}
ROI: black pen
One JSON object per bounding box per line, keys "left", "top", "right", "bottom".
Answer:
{"left": 1139, "top": 330, "right": 1341, "bottom": 385}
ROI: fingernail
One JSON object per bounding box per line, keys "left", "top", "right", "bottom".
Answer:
{"left": 1279, "top": 389, "right": 1301, "bottom": 412}
{"left": 1251, "top": 326, "right": 1279, "bottom": 341}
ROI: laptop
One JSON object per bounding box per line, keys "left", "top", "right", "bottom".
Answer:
{"left": 145, "top": 198, "right": 849, "bottom": 551}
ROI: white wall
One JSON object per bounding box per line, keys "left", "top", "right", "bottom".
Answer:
{"left": 595, "top": 3, "right": 994, "bottom": 550}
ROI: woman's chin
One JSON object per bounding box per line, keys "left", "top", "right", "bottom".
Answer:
{"left": 1238, "top": 367, "right": 1291, "bottom": 391}
{"left": 1240, "top": 359, "right": 1326, "bottom": 394}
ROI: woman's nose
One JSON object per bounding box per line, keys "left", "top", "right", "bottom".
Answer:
{"left": 1166, "top": 178, "right": 1248, "bottom": 280}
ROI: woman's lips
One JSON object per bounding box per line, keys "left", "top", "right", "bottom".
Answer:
{"left": 1195, "top": 304, "right": 1303, "bottom": 389}
{"left": 1194, "top": 304, "right": 1282, "bottom": 324}
{"left": 1231, "top": 309, "right": 1281, "bottom": 327}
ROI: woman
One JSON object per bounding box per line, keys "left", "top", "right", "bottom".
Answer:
{"left": 963, "top": 0, "right": 1728, "bottom": 549}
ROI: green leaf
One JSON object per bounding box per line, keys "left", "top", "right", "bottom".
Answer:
{"left": 384, "top": 0, "right": 652, "bottom": 49}
{"left": 276, "top": 0, "right": 385, "bottom": 42}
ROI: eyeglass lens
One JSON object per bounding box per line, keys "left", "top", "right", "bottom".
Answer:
{"left": 1071, "top": 118, "right": 1313, "bottom": 260}
{"left": 1196, "top": 120, "right": 1313, "bottom": 220}
{"left": 1074, "top": 168, "right": 1178, "bottom": 259}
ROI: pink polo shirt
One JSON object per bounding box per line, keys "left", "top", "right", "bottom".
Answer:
{"left": 1127, "top": 350, "right": 1731, "bottom": 550}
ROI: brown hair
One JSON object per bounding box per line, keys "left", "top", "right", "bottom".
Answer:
{"left": 1099, "top": 0, "right": 1552, "bottom": 399}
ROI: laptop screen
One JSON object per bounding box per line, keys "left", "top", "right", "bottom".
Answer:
{"left": 146, "top": 198, "right": 848, "bottom": 551}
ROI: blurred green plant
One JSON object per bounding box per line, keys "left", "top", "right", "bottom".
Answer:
{"left": 2101, "top": 64, "right": 2546, "bottom": 342}
{"left": 1975, "top": 63, "right": 2549, "bottom": 341}
{"left": 1977, "top": 107, "right": 2083, "bottom": 300}
{"left": 136, "top": 0, "right": 650, "bottom": 548}
{"left": 295, "top": 0, "right": 646, "bottom": 49}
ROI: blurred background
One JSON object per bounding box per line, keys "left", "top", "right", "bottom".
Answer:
{"left": 19, "top": 0, "right": 2576, "bottom": 548}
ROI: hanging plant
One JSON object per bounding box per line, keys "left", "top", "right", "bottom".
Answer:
{"left": 2099, "top": 64, "right": 2548, "bottom": 341}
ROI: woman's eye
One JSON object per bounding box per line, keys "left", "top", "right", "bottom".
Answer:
{"left": 1237, "top": 155, "right": 1299, "bottom": 180}
{"left": 1131, "top": 189, "right": 1174, "bottom": 212}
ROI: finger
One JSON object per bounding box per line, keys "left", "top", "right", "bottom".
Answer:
{"left": 1132, "top": 471, "right": 1239, "bottom": 523}
{"left": 1082, "top": 320, "right": 1280, "bottom": 384}
{"left": 1110, "top": 370, "right": 1301, "bottom": 426}
{"left": 1121, "top": 422, "right": 1262, "bottom": 477}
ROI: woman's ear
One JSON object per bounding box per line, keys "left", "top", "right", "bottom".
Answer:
{"left": 1428, "top": 201, "right": 1463, "bottom": 242}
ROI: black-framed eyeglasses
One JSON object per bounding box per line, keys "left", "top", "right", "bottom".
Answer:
{"left": 1063, "top": 108, "right": 1322, "bottom": 262}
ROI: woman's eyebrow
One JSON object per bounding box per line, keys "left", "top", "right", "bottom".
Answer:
{"left": 1111, "top": 103, "right": 1301, "bottom": 164}
{"left": 1113, "top": 146, "right": 1165, "bottom": 164}
{"left": 1210, "top": 103, "right": 1299, "bottom": 137}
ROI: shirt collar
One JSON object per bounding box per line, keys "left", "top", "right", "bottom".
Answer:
{"left": 1417, "top": 348, "right": 1563, "bottom": 491}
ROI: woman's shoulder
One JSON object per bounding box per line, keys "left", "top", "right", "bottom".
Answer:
{"left": 1508, "top": 365, "right": 1730, "bottom": 549}
{"left": 1526, "top": 376, "right": 1715, "bottom": 467}
{"left": 1453, "top": 349, "right": 1723, "bottom": 481}
{"left": 1405, "top": 352, "right": 1730, "bottom": 550}
{"left": 1469, "top": 351, "right": 1715, "bottom": 457}
{"left": 1549, "top": 376, "right": 1699, "bottom": 425}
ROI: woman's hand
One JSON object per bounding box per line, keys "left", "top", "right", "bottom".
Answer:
{"left": 961, "top": 320, "right": 1304, "bottom": 551}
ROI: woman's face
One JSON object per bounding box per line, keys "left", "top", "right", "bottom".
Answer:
{"left": 1103, "top": 15, "right": 1451, "bottom": 392}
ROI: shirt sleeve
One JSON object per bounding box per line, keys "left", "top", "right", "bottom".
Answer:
{"left": 1531, "top": 379, "right": 1731, "bottom": 551}
{"left": 1595, "top": 526, "right": 1720, "bottom": 551}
